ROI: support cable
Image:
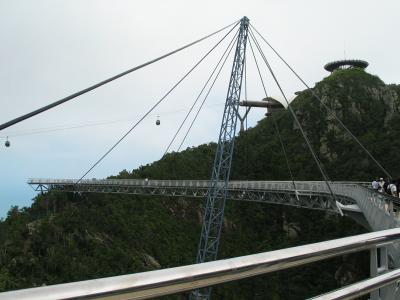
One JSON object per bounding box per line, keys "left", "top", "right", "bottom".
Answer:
{"left": 250, "top": 24, "right": 392, "bottom": 179}
{"left": 76, "top": 23, "right": 238, "bottom": 183}
{"left": 176, "top": 30, "right": 238, "bottom": 152}
{"left": 244, "top": 53, "right": 248, "bottom": 100}
{"left": 244, "top": 53, "right": 249, "bottom": 180}
{"left": 235, "top": 57, "right": 251, "bottom": 133}
{"left": 241, "top": 55, "right": 251, "bottom": 122}
{"left": 0, "top": 20, "right": 239, "bottom": 132}
{"left": 249, "top": 31, "right": 339, "bottom": 207}
{"left": 241, "top": 53, "right": 251, "bottom": 121}
{"left": 163, "top": 29, "right": 239, "bottom": 156}
{"left": 247, "top": 38, "right": 298, "bottom": 194}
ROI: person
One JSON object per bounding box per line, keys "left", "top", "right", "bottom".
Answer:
{"left": 372, "top": 178, "right": 379, "bottom": 191}
{"left": 390, "top": 180, "right": 398, "bottom": 197}
{"left": 384, "top": 178, "right": 391, "bottom": 195}
{"left": 378, "top": 178, "right": 385, "bottom": 193}
{"left": 145, "top": 178, "right": 149, "bottom": 185}
{"left": 396, "top": 178, "right": 400, "bottom": 198}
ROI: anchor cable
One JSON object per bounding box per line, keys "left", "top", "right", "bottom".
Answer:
{"left": 176, "top": 28, "right": 238, "bottom": 152}
{"left": 0, "top": 20, "right": 240, "bottom": 132}
{"left": 163, "top": 28, "right": 240, "bottom": 156}
{"left": 244, "top": 53, "right": 249, "bottom": 180}
{"left": 76, "top": 22, "right": 239, "bottom": 183}
{"left": 249, "top": 30, "right": 338, "bottom": 204}
{"left": 247, "top": 37, "right": 297, "bottom": 193}
{"left": 250, "top": 24, "right": 392, "bottom": 179}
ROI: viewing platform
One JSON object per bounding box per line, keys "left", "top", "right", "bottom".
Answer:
{"left": 324, "top": 59, "right": 369, "bottom": 72}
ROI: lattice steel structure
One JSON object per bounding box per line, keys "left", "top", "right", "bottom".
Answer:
{"left": 196, "top": 17, "right": 249, "bottom": 263}
{"left": 29, "top": 178, "right": 372, "bottom": 212}
{"left": 192, "top": 16, "right": 249, "bottom": 299}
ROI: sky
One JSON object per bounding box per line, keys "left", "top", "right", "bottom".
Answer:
{"left": 0, "top": 0, "right": 399, "bottom": 218}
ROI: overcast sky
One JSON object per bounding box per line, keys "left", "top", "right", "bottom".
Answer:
{"left": 0, "top": 0, "right": 399, "bottom": 218}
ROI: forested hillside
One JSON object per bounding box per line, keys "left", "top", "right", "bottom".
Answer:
{"left": 0, "top": 68, "right": 399, "bottom": 299}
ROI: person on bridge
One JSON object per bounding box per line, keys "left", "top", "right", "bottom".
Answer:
{"left": 379, "top": 178, "right": 385, "bottom": 193}
{"left": 372, "top": 178, "right": 379, "bottom": 191}
{"left": 384, "top": 178, "right": 391, "bottom": 195}
{"left": 397, "top": 178, "right": 400, "bottom": 197}
{"left": 388, "top": 180, "right": 398, "bottom": 197}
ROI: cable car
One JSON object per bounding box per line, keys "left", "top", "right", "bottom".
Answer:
{"left": 5, "top": 137, "right": 10, "bottom": 147}
{"left": 156, "top": 116, "right": 160, "bottom": 126}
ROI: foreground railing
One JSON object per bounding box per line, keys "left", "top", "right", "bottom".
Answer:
{"left": 1, "top": 228, "right": 400, "bottom": 300}
{"left": 310, "top": 268, "right": 400, "bottom": 299}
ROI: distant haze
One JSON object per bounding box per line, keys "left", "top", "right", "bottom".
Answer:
{"left": 0, "top": 0, "right": 399, "bottom": 217}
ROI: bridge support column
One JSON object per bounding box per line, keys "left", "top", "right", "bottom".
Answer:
{"left": 370, "top": 246, "right": 379, "bottom": 300}
{"left": 370, "top": 244, "right": 397, "bottom": 300}
{"left": 191, "top": 16, "right": 249, "bottom": 300}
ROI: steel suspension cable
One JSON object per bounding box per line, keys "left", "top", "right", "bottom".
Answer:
{"left": 249, "top": 31, "right": 339, "bottom": 207}
{"left": 250, "top": 24, "right": 392, "bottom": 179}
{"left": 163, "top": 29, "right": 240, "bottom": 156}
{"left": 247, "top": 38, "right": 297, "bottom": 193}
{"left": 244, "top": 52, "right": 248, "bottom": 101}
{"left": 244, "top": 52, "right": 249, "bottom": 180}
{"left": 176, "top": 32, "right": 238, "bottom": 152}
{"left": 76, "top": 23, "right": 238, "bottom": 183}
{"left": 0, "top": 20, "right": 239, "bottom": 132}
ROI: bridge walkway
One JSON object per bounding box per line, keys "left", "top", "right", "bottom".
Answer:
{"left": 28, "top": 179, "right": 369, "bottom": 212}
{"left": 25, "top": 178, "right": 400, "bottom": 299}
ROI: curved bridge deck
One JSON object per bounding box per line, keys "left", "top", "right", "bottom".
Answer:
{"left": 29, "top": 178, "right": 373, "bottom": 212}
{"left": 25, "top": 178, "right": 400, "bottom": 299}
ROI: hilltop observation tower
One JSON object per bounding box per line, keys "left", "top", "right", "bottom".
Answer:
{"left": 324, "top": 59, "right": 369, "bottom": 73}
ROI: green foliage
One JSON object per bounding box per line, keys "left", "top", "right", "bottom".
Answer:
{"left": 320, "top": 68, "right": 384, "bottom": 87}
{"left": 109, "top": 143, "right": 217, "bottom": 180}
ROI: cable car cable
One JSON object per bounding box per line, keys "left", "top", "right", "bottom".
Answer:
{"left": 0, "top": 19, "right": 240, "bottom": 132}
{"left": 250, "top": 24, "right": 392, "bottom": 179}
{"left": 0, "top": 103, "right": 226, "bottom": 139}
{"left": 163, "top": 28, "right": 240, "bottom": 156}
{"left": 75, "top": 22, "right": 238, "bottom": 184}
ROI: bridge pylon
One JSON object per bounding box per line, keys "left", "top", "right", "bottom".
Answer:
{"left": 191, "top": 16, "right": 249, "bottom": 299}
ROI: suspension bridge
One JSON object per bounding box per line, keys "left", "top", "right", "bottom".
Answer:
{"left": 1, "top": 16, "right": 400, "bottom": 299}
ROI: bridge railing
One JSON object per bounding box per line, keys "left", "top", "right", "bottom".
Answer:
{"left": 28, "top": 178, "right": 370, "bottom": 189}
{"left": 336, "top": 184, "right": 400, "bottom": 228}
{"left": 2, "top": 228, "right": 400, "bottom": 300}
{"left": 28, "top": 178, "right": 214, "bottom": 188}
{"left": 28, "top": 179, "right": 377, "bottom": 214}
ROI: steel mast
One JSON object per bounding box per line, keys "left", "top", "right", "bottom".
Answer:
{"left": 193, "top": 16, "right": 249, "bottom": 299}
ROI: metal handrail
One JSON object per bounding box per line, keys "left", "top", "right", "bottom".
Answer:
{"left": 1, "top": 228, "right": 400, "bottom": 300}
{"left": 308, "top": 268, "right": 400, "bottom": 300}
{"left": 27, "top": 178, "right": 371, "bottom": 191}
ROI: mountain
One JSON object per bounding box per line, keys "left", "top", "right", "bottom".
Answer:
{"left": 0, "top": 68, "right": 399, "bottom": 299}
